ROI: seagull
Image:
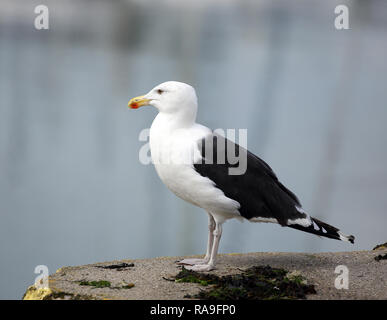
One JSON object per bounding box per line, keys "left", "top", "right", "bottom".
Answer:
{"left": 128, "top": 81, "right": 355, "bottom": 272}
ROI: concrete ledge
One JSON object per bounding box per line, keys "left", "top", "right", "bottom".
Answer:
{"left": 23, "top": 249, "right": 387, "bottom": 300}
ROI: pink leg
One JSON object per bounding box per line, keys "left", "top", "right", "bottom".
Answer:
{"left": 177, "top": 213, "right": 215, "bottom": 266}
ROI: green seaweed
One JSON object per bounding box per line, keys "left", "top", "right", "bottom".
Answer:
{"left": 174, "top": 265, "right": 316, "bottom": 300}
{"left": 175, "top": 268, "right": 218, "bottom": 286}
{"left": 78, "top": 280, "right": 135, "bottom": 289}
{"left": 79, "top": 280, "right": 111, "bottom": 288}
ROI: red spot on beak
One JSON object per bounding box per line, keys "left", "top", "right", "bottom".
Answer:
{"left": 131, "top": 103, "right": 139, "bottom": 109}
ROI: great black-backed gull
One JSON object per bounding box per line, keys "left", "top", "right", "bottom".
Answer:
{"left": 128, "top": 81, "right": 355, "bottom": 272}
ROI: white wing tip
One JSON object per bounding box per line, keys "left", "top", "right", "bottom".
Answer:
{"left": 338, "top": 231, "right": 355, "bottom": 243}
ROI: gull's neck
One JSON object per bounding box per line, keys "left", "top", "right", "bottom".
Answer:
{"left": 153, "top": 108, "right": 197, "bottom": 132}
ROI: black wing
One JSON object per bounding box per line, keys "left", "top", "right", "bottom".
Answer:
{"left": 193, "top": 133, "right": 305, "bottom": 225}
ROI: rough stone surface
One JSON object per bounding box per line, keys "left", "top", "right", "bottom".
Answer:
{"left": 23, "top": 249, "right": 387, "bottom": 300}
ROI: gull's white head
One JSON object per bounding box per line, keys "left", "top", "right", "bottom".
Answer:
{"left": 128, "top": 81, "right": 198, "bottom": 123}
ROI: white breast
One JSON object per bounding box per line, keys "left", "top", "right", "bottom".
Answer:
{"left": 149, "top": 114, "right": 241, "bottom": 219}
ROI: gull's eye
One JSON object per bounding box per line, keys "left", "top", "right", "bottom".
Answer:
{"left": 156, "top": 89, "right": 164, "bottom": 95}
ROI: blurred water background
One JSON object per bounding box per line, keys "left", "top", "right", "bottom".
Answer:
{"left": 1, "top": 0, "right": 386, "bottom": 299}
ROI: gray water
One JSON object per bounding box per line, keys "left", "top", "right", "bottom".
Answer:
{"left": 1, "top": 0, "right": 387, "bottom": 299}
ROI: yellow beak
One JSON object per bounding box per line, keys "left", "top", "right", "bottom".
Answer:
{"left": 128, "top": 95, "right": 151, "bottom": 109}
